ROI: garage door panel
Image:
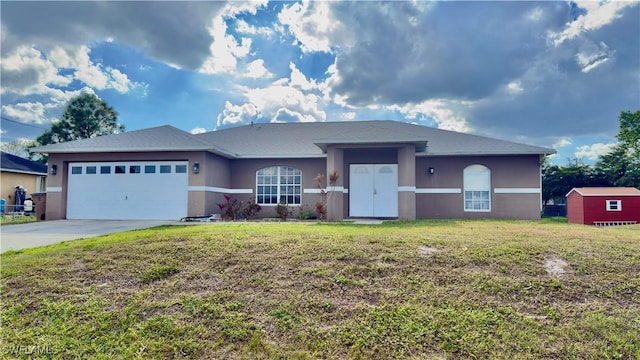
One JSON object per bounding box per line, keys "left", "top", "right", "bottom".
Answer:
{"left": 67, "top": 162, "right": 188, "bottom": 220}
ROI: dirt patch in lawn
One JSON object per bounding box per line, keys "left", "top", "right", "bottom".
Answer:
{"left": 417, "top": 246, "right": 440, "bottom": 255}
{"left": 545, "top": 255, "right": 571, "bottom": 278}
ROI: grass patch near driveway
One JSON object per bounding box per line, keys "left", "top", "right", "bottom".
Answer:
{"left": 2, "top": 220, "right": 639, "bottom": 359}
{"left": 0, "top": 214, "right": 36, "bottom": 226}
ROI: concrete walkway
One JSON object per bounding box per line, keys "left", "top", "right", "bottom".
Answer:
{"left": 1, "top": 220, "right": 172, "bottom": 253}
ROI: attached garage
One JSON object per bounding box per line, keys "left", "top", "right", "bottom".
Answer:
{"left": 67, "top": 161, "right": 188, "bottom": 220}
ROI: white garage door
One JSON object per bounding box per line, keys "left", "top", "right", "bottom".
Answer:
{"left": 67, "top": 161, "right": 188, "bottom": 220}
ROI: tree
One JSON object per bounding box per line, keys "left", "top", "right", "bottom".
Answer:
{"left": 1, "top": 140, "right": 35, "bottom": 159}
{"left": 542, "top": 158, "right": 611, "bottom": 206}
{"left": 595, "top": 110, "right": 640, "bottom": 188}
{"left": 35, "top": 93, "right": 123, "bottom": 146}
{"left": 617, "top": 110, "right": 640, "bottom": 160}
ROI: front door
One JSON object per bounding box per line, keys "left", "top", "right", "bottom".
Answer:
{"left": 349, "top": 164, "right": 398, "bottom": 217}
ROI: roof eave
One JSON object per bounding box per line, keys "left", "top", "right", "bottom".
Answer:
{"left": 418, "top": 150, "right": 556, "bottom": 157}
{"left": 314, "top": 140, "right": 428, "bottom": 152}
{"left": 0, "top": 168, "right": 48, "bottom": 176}
{"left": 234, "top": 154, "right": 326, "bottom": 159}
{"left": 35, "top": 146, "right": 236, "bottom": 157}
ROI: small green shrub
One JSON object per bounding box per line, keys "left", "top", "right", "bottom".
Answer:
{"left": 297, "top": 205, "right": 316, "bottom": 220}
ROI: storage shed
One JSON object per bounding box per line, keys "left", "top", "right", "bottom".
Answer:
{"left": 566, "top": 187, "right": 640, "bottom": 226}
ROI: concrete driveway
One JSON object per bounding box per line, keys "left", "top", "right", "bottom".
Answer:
{"left": 1, "top": 220, "right": 174, "bottom": 253}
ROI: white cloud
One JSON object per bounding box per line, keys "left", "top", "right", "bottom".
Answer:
{"left": 272, "top": 107, "right": 316, "bottom": 123}
{"left": 576, "top": 42, "right": 611, "bottom": 73}
{"left": 554, "top": 138, "right": 572, "bottom": 148}
{"left": 525, "top": 7, "right": 545, "bottom": 22}
{"left": 506, "top": 81, "right": 524, "bottom": 95}
{"left": 1, "top": 45, "right": 140, "bottom": 97}
{"left": 1, "top": 87, "right": 95, "bottom": 125}
{"left": 341, "top": 112, "right": 356, "bottom": 120}
{"left": 217, "top": 63, "right": 327, "bottom": 127}
{"left": 550, "top": 1, "right": 638, "bottom": 46}
{"left": 190, "top": 127, "right": 207, "bottom": 134}
{"left": 244, "top": 59, "right": 273, "bottom": 79}
{"left": 200, "top": 2, "right": 265, "bottom": 75}
{"left": 574, "top": 142, "right": 616, "bottom": 160}
{"left": 1, "top": 102, "right": 59, "bottom": 125}
{"left": 224, "top": 0, "right": 268, "bottom": 17}
{"left": 387, "top": 99, "right": 472, "bottom": 133}
{"left": 288, "top": 62, "right": 318, "bottom": 91}
{"left": 278, "top": 0, "right": 341, "bottom": 53}
{"left": 217, "top": 101, "right": 259, "bottom": 126}
{"left": 0, "top": 46, "right": 72, "bottom": 95}
{"left": 236, "top": 19, "right": 273, "bottom": 37}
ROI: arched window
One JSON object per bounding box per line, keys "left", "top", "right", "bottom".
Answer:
{"left": 256, "top": 166, "right": 302, "bottom": 205}
{"left": 463, "top": 164, "right": 491, "bottom": 211}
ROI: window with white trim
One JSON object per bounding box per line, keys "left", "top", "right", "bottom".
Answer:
{"left": 606, "top": 200, "right": 621, "bottom": 211}
{"left": 464, "top": 164, "right": 491, "bottom": 211}
{"left": 256, "top": 166, "right": 302, "bottom": 205}
{"left": 36, "top": 176, "right": 46, "bottom": 193}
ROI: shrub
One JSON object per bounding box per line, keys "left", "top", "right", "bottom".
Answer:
{"left": 218, "top": 195, "right": 262, "bottom": 221}
{"left": 242, "top": 197, "right": 262, "bottom": 220}
{"left": 275, "top": 201, "right": 292, "bottom": 220}
{"left": 297, "top": 205, "right": 316, "bottom": 220}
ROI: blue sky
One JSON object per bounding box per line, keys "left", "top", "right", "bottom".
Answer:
{"left": 1, "top": 1, "right": 638, "bottom": 164}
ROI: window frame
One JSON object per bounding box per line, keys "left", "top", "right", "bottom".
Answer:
{"left": 255, "top": 166, "right": 302, "bottom": 206}
{"left": 463, "top": 164, "right": 491, "bottom": 212}
{"left": 606, "top": 199, "right": 622, "bottom": 211}
{"left": 36, "top": 176, "right": 47, "bottom": 193}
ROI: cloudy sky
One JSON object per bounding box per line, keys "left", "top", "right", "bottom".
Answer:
{"left": 1, "top": 1, "right": 638, "bottom": 164}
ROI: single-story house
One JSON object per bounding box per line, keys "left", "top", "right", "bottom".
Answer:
{"left": 566, "top": 187, "right": 640, "bottom": 225}
{"left": 0, "top": 151, "right": 47, "bottom": 212}
{"left": 34, "top": 120, "right": 555, "bottom": 221}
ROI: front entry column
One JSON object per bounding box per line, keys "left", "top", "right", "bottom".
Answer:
{"left": 325, "top": 146, "right": 344, "bottom": 220}
{"left": 398, "top": 145, "right": 416, "bottom": 220}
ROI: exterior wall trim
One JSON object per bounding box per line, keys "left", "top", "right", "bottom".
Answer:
{"left": 398, "top": 186, "right": 416, "bottom": 192}
{"left": 46, "top": 187, "right": 63, "bottom": 193}
{"left": 188, "top": 186, "right": 253, "bottom": 194}
{"left": 416, "top": 188, "right": 462, "bottom": 194}
{"left": 494, "top": 188, "right": 540, "bottom": 194}
{"left": 303, "top": 188, "right": 349, "bottom": 194}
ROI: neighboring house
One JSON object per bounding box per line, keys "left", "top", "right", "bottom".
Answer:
{"left": 566, "top": 187, "right": 640, "bottom": 225}
{"left": 34, "top": 120, "right": 555, "bottom": 221}
{"left": 0, "top": 151, "right": 47, "bottom": 212}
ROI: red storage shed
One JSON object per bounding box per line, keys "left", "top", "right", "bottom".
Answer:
{"left": 566, "top": 187, "right": 640, "bottom": 225}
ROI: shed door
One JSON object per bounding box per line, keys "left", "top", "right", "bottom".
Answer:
{"left": 66, "top": 161, "right": 188, "bottom": 220}
{"left": 349, "top": 164, "right": 398, "bottom": 217}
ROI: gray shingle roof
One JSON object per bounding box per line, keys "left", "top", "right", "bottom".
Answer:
{"left": 198, "top": 120, "right": 555, "bottom": 157}
{"left": 34, "top": 120, "right": 555, "bottom": 158}
{"left": 1, "top": 151, "right": 47, "bottom": 174}
{"left": 32, "top": 125, "right": 229, "bottom": 155}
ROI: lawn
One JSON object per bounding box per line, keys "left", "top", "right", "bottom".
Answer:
{"left": 0, "top": 214, "right": 37, "bottom": 226}
{"left": 1, "top": 220, "right": 639, "bottom": 359}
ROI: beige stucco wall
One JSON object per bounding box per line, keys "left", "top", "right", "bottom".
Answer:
{"left": 0, "top": 171, "right": 46, "bottom": 211}
{"left": 44, "top": 150, "right": 543, "bottom": 221}
{"left": 415, "top": 155, "right": 542, "bottom": 220}
{"left": 228, "top": 158, "right": 326, "bottom": 218}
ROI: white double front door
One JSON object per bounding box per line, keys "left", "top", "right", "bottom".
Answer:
{"left": 349, "top": 164, "right": 398, "bottom": 217}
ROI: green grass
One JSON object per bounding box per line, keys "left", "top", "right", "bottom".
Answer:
{"left": 1, "top": 220, "right": 639, "bottom": 359}
{"left": 0, "top": 214, "right": 37, "bottom": 226}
